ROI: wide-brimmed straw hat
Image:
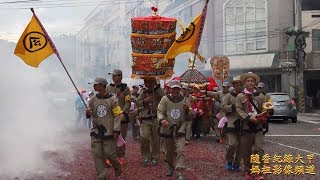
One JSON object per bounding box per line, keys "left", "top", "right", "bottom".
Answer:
{"left": 240, "top": 72, "right": 260, "bottom": 83}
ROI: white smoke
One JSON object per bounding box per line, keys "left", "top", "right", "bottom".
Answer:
{"left": 0, "top": 40, "right": 86, "bottom": 178}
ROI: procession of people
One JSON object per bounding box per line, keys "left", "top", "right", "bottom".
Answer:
{"left": 80, "top": 69, "right": 273, "bottom": 180}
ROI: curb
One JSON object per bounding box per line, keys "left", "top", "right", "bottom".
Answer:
{"left": 298, "top": 113, "right": 320, "bottom": 118}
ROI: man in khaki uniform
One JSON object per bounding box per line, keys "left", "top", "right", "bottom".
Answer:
{"left": 136, "top": 77, "right": 165, "bottom": 166}
{"left": 221, "top": 82, "right": 230, "bottom": 100}
{"left": 86, "top": 77, "right": 122, "bottom": 179}
{"left": 207, "top": 82, "right": 229, "bottom": 143}
{"left": 256, "top": 82, "right": 271, "bottom": 135}
{"left": 129, "top": 96, "right": 139, "bottom": 141}
{"left": 181, "top": 84, "right": 192, "bottom": 144}
{"left": 256, "top": 82, "right": 270, "bottom": 102}
{"left": 221, "top": 75, "right": 243, "bottom": 171}
{"left": 235, "top": 72, "right": 266, "bottom": 180}
{"left": 131, "top": 85, "right": 140, "bottom": 98}
{"left": 158, "top": 80, "right": 190, "bottom": 180}
{"left": 107, "top": 69, "right": 131, "bottom": 164}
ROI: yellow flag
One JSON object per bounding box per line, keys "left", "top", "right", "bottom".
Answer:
{"left": 14, "top": 15, "right": 54, "bottom": 68}
{"left": 165, "top": 1, "right": 208, "bottom": 63}
{"left": 176, "top": 19, "right": 205, "bottom": 63}
{"left": 165, "top": 14, "right": 202, "bottom": 62}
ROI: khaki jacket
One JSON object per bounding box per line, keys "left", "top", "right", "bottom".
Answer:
{"left": 235, "top": 92, "right": 266, "bottom": 131}
{"left": 88, "top": 93, "right": 122, "bottom": 139}
{"left": 106, "top": 83, "right": 131, "bottom": 113}
{"left": 208, "top": 91, "right": 227, "bottom": 104}
{"left": 262, "top": 92, "right": 271, "bottom": 102}
{"left": 221, "top": 92, "right": 240, "bottom": 129}
{"left": 183, "top": 94, "right": 193, "bottom": 121}
{"left": 136, "top": 86, "right": 165, "bottom": 124}
{"left": 157, "top": 94, "right": 190, "bottom": 137}
{"left": 207, "top": 91, "right": 227, "bottom": 116}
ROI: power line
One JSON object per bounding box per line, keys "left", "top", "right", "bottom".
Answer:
{"left": 0, "top": 0, "right": 145, "bottom": 9}
{"left": 0, "top": 0, "right": 39, "bottom": 4}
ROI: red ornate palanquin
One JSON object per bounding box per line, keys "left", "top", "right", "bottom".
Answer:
{"left": 130, "top": 15, "right": 177, "bottom": 79}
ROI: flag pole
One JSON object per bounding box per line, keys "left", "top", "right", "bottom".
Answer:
{"left": 57, "top": 53, "right": 88, "bottom": 109}
{"left": 30, "top": 8, "right": 88, "bottom": 109}
{"left": 189, "top": 0, "right": 209, "bottom": 86}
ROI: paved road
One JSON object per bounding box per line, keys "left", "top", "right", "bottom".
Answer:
{"left": 267, "top": 115, "right": 320, "bottom": 155}
{"left": 261, "top": 115, "right": 320, "bottom": 179}
{"left": 1, "top": 115, "right": 319, "bottom": 180}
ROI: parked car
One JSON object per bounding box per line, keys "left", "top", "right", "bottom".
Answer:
{"left": 268, "top": 92, "right": 297, "bottom": 123}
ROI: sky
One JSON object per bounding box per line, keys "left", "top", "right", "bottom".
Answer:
{"left": 0, "top": 0, "right": 95, "bottom": 42}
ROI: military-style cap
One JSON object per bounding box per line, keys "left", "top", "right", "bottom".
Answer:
{"left": 257, "top": 82, "right": 265, "bottom": 88}
{"left": 182, "top": 84, "right": 189, "bottom": 90}
{"left": 222, "top": 82, "right": 230, "bottom": 87}
{"left": 108, "top": 69, "right": 122, "bottom": 76}
{"left": 231, "top": 75, "right": 242, "bottom": 84}
{"left": 89, "top": 77, "right": 108, "bottom": 85}
{"left": 169, "top": 80, "right": 182, "bottom": 88}
{"left": 229, "top": 87, "right": 235, "bottom": 92}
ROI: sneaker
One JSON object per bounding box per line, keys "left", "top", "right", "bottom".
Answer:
{"left": 177, "top": 173, "right": 184, "bottom": 180}
{"left": 115, "top": 168, "right": 122, "bottom": 177}
{"left": 166, "top": 167, "right": 173, "bottom": 176}
{"left": 151, "top": 159, "right": 158, "bottom": 166}
{"left": 117, "top": 157, "right": 125, "bottom": 165}
{"left": 226, "top": 162, "right": 233, "bottom": 171}
{"left": 106, "top": 159, "right": 112, "bottom": 168}
{"left": 185, "top": 140, "right": 191, "bottom": 145}
{"left": 232, "top": 163, "right": 240, "bottom": 171}
{"left": 254, "top": 174, "right": 264, "bottom": 180}
{"left": 143, "top": 159, "right": 150, "bottom": 166}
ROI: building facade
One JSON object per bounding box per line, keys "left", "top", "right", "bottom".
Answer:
{"left": 203, "top": 0, "right": 294, "bottom": 94}
{"left": 301, "top": 10, "right": 320, "bottom": 109}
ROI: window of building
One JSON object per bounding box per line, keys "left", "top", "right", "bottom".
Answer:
{"left": 312, "top": 29, "right": 320, "bottom": 51}
{"left": 223, "top": 0, "right": 268, "bottom": 54}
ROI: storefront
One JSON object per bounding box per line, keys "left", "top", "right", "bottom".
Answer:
{"left": 305, "top": 69, "right": 320, "bottom": 109}
{"left": 202, "top": 53, "right": 283, "bottom": 92}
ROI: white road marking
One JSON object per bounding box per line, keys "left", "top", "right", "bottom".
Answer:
{"left": 266, "top": 140, "right": 320, "bottom": 156}
{"left": 298, "top": 119, "right": 320, "bottom": 124}
{"left": 266, "top": 135, "right": 320, "bottom": 137}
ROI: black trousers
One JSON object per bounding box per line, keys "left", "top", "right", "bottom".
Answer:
{"left": 192, "top": 116, "right": 201, "bottom": 139}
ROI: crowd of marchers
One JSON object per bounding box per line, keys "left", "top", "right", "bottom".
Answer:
{"left": 75, "top": 69, "right": 272, "bottom": 180}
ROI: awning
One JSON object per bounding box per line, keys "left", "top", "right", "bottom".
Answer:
{"left": 204, "top": 53, "right": 276, "bottom": 71}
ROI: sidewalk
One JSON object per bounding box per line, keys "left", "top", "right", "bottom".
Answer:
{"left": 298, "top": 109, "right": 320, "bottom": 118}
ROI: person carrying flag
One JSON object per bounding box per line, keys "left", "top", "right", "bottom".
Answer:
{"left": 86, "top": 77, "right": 122, "bottom": 179}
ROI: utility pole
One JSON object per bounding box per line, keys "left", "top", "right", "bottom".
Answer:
{"left": 286, "top": 29, "right": 307, "bottom": 113}
{"left": 295, "top": 30, "right": 307, "bottom": 113}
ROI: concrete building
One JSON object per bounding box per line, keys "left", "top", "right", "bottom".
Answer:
{"left": 301, "top": 10, "right": 320, "bottom": 109}
{"left": 203, "top": 0, "right": 295, "bottom": 94}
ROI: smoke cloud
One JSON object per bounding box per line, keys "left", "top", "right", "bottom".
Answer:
{"left": 0, "top": 40, "right": 85, "bottom": 178}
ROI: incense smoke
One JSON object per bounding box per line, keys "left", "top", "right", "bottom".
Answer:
{"left": 0, "top": 40, "right": 85, "bottom": 178}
